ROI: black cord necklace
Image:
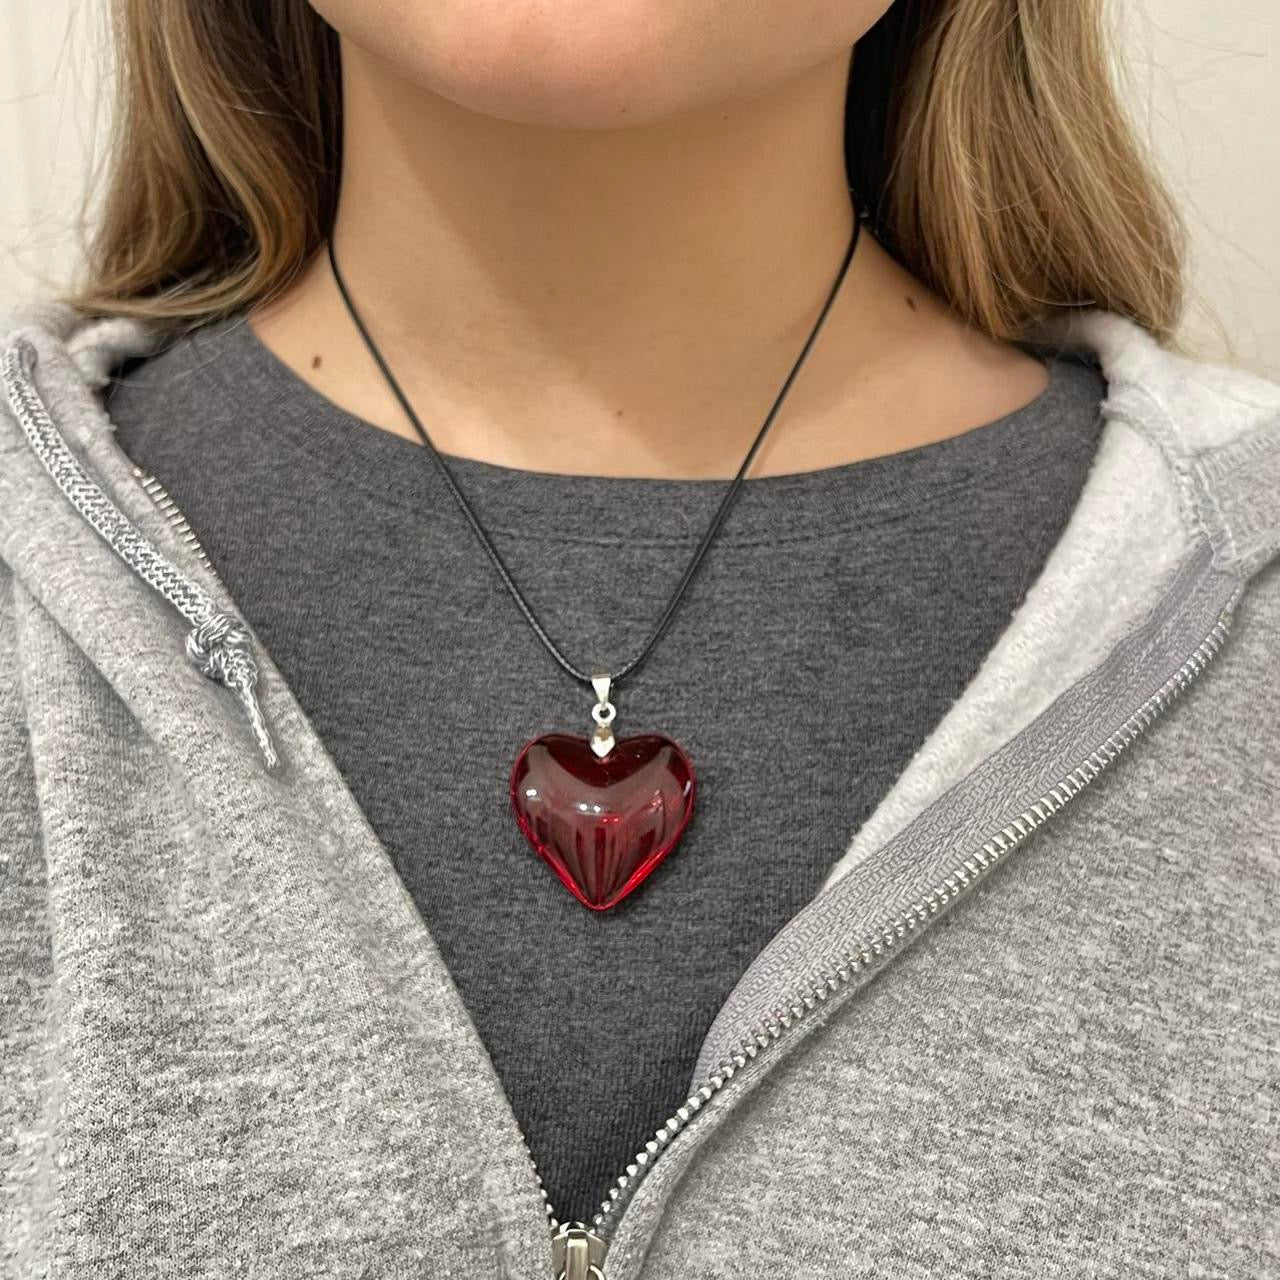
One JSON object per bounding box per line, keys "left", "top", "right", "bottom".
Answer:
{"left": 326, "top": 205, "right": 862, "bottom": 911}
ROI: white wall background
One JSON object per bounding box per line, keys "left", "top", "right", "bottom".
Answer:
{"left": 1, "top": 2, "right": 110, "bottom": 306}
{"left": 1114, "top": 0, "right": 1280, "bottom": 374}
{"left": 1, "top": 0, "right": 1277, "bottom": 376}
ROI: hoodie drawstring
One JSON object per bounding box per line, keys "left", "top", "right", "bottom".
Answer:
{"left": 2, "top": 337, "right": 279, "bottom": 770}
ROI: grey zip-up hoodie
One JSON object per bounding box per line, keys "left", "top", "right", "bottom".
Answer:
{"left": 1, "top": 298, "right": 1278, "bottom": 1280}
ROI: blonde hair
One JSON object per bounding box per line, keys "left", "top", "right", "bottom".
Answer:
{"left": 69, "top": 0, "right": 1188, "bottom": 345}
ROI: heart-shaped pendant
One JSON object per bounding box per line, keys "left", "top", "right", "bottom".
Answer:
{"left": 510, "top": 732, "right": 697, "bottom": 911}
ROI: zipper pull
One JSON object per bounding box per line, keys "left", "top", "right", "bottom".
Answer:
{"left": 550, "top": 1223, "right": 607, "bottom": 1279}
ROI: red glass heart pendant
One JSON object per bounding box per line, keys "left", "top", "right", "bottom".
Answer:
{"left": 510, "top": 733, "right": 697, "bottom": 911}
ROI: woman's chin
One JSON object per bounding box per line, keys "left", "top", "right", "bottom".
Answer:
{"left": 318, "top": 0, "right": 753, "bottom": 130}
{"left": 414, "top": 64, "right": 699, "bottom": 132}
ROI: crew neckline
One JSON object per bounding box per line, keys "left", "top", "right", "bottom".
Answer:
{"left": 148, "top": 311, "right": 1107, "bottom": 547}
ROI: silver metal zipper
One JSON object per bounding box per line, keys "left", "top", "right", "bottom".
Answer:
{"left": 131, "top": 465, "right": 218, "bottom": 578}
{"left": 120, "top": 392, "right": 1240, "bottom": 1274}
{"left": 556, "top": 592, "right": 1237, "bottom": 1273}
{"left": 551, "top": 1223, "right": 608, "bottom": 1279}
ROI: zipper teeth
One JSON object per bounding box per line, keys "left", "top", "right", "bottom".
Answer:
{"left": 582, "top": 597, "right": 1238, "bottom": 1243}
{"left": 131, "top": 466, "right": 218, "bottom": 576}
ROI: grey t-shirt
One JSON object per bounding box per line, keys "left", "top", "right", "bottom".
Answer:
{"left": 105, "top": 314, "right": 1106, "bottom": 1225}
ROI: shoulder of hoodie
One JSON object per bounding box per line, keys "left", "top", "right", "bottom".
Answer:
{"left": 0, "top": 299, "right": 164, "bottom": 588}
{"left": 0, "top": 297, "right": 164, "bottom": 395}
{"left": 1025, "top": 307, "right": 1280, "bottom": 584}
{"left": 0, "top": 296, "right": 165, "bottom": 504}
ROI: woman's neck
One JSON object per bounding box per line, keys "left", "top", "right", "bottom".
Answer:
{"left": 251, "top": 38, "right": 1042, "bottom": 478}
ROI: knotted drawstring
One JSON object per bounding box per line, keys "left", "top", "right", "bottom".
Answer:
{"left": 2, "top": 336, "right": 279, "bottom": 770}
{"left": 185, "top": 610, "right": 278, "bottom": 769}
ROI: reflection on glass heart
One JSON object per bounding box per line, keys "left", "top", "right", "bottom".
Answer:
{"left": 510, "top": 733, "right": 697, "bottom": 911}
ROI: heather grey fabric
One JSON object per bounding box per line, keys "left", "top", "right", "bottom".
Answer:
{"left": 610, "top": 555, "right": 1280, "bottom": 1280}
{"left": 1, "top": 300, "right": 1278, "bottom": 1280}
{"left": 694, "top": 536, "right": 1244, "bottom": 1079}
{"left": 99, "top": 311, "right": 1106, "bottom": 1225}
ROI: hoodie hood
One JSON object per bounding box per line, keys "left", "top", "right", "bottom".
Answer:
{"left": 2, "top": 298, "right": 1279, "bottom": 1279}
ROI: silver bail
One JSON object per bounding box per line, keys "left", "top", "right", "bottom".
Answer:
{"left": 590, "top": 670, "right": 616, "bottom": 759}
